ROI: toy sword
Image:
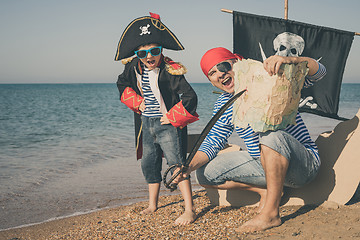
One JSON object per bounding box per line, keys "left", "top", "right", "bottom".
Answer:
{"left": 163, "top": 89, "right": 247, "bottom": 191}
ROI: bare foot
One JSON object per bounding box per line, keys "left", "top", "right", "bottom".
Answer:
{"left": 140, "top": 206, "right": 157, "bottom": 215}
{"left": 235, "top": 213, "right": 282, "bottom": 233}
{"left": 174, "top": 210, "right": 196, "bottom": 225}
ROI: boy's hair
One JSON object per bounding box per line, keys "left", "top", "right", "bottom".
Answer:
{"left": 136, "top": 43, "right": 160, "bottom": 51}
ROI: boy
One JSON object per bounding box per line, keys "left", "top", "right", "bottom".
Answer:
{"left": 114, "top": 12, "right": 198, "bottom": 225}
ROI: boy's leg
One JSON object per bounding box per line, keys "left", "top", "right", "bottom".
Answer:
{"left": 175, "top": 178, "right": 196, "bottom": 225}
{"left": 140, "top": 117, "right": 163, "bottom": 214}
{"left": 155, "top": 122, "right": 196, "bottom": 224}
{"left": 140, "top": 182, "right": 160, "bottom": 214}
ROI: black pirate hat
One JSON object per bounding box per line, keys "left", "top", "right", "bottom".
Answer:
{"left": 115, "top": 12, "right": 184, "bottom": 61}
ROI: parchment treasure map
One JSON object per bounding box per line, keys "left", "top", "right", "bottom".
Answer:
{"left": 232, "top": 59, "right": 309, "bottom": 132}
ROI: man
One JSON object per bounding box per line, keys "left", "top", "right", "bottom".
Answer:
{"left": 174, "top": 47, "right": 326, "bottom": 232}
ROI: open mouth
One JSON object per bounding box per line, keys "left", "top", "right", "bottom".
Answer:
{"left": 147, "top": 60, "right": 156, "bottom": 67}
{"left": 222, "top": 76, "right": 233, "bottom": 86}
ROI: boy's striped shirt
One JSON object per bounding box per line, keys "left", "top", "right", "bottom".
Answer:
{"left": 141, "top": 66, "right": 163, "bottom": 117}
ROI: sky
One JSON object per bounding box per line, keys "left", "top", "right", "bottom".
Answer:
{"left": 1, "top": 0, "right": 360, "bottom": 84}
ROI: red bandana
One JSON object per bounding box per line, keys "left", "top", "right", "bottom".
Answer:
{"left": 200, "top": 47, "right": 243, "bottom": 77}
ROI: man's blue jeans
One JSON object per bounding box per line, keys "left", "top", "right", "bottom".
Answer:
{"left": 196, "top": 130, "right": 320, "bottom": 188}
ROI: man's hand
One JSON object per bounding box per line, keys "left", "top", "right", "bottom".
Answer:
{"left": 264, "top": 55, "right": 319, "bottom": 76}
{"left": 172, "top": 167, "right": 190, "bottom": 184}
{"left": 173, "top": 151, "right": 209, "bottom": 184}
{"left": 263, "top": 55, "right": 290, "bottom": 76}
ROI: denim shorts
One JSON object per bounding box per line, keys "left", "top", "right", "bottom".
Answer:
{"left": 196, "top": 130, "right": 320, "bottom": 188}
{"left": 141, "top": 116, "right": 184, "bottom": 184}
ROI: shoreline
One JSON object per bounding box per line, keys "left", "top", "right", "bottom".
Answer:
{"left": 1, "top": 190, "right": 359, "bottom": 240}
{"left": 0, "top": 184, "right": 203, "bottom": 232}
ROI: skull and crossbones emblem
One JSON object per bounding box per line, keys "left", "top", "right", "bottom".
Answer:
{"left": 139, "top": 24, "right": 151, "bottom": 35}
{"left": 273, "top": 32, "right": 305, "bottom": 57}
{"left": 259, "top": 32, "right": 305, "bottom": 60}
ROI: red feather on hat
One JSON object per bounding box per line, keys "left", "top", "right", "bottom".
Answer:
{"left": 149, "top": 12, "right": 160, "bottom": 20}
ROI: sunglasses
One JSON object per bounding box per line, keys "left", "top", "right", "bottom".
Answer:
{"left": 216, "top": 61, "right": 232, "bottom": 73}
{"left": 134, "top": 46, "right": 162, "bottom": 59}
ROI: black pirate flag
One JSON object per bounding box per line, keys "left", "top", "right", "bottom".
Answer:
{"left": 232, "top": 11, "right": 354, "bottom": 120}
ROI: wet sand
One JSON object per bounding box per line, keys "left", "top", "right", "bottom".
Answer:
{"left": 1, "top": 189, "right": 359, "bottom": 240}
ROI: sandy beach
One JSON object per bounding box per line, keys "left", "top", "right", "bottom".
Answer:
{"left": 1, "top": 189, "right": 359, "bottom": 240}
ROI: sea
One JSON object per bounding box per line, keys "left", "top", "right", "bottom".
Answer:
{"left": 0, "top": 83, "right": 359, "bottom": 230}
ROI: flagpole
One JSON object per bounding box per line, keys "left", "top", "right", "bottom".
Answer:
{"left": 221, "top": 8, "right": 232, "bottom": 14}
{"left": 284, "top": 0, "right": 288, "bottom": 20}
